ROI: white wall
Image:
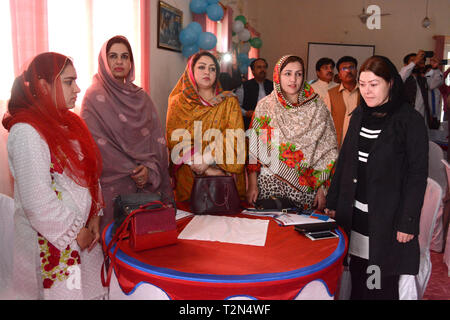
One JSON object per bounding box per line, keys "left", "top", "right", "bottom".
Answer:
{"left": 149, "top": 0, "right": 191, "bottom": 129}
{"left": 239, "top": 0, "right": 450, "bottom": 79}
{"left": 147, "top": 0, "right": 450, "bottom": 122}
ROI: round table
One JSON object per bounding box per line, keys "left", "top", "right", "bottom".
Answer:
{"left": 103, "top": 212, "right": 347, "bottom": 300}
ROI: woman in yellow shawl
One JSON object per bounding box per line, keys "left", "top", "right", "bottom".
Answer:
{"left": 167, "top": 51, "right": 245, "bottom": 202}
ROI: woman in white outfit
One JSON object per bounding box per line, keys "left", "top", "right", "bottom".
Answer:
{"left": 2, "top": 52, "right": 107, "bottom": 299}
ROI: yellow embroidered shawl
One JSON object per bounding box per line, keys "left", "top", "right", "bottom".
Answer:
{"left": 166, "top": 58, "right": 246, "bottom": 202}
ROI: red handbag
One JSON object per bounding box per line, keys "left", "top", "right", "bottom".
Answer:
{"left": 101, "top": 201, "right": 177, "bottom": 287}
{"left": 129, "top": 204, "right": 178, "bottom": 251}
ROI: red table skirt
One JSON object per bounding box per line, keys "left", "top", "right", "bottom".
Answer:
{"left": 103, "top": 210, "right": 348, "bottom": 300}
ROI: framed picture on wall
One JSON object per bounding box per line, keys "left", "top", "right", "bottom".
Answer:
{"left": 157, "top": 1, "right": 183, "bottom": 52}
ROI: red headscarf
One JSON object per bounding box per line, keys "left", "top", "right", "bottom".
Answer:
{"left": 3, "top": 52, "right": 104, "bottom": 222}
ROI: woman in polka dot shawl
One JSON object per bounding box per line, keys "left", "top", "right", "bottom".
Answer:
{"left": 81, "top": 36, "right": 173, "bottom": 233}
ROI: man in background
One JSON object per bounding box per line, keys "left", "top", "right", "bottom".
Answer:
{"left": 400, "top": 50, "right": 443, "bottom": 129}
{"left": 327, "top": 56, "right": 360, "bottom": 147}
{"left": 236, "top": 58, "right": 273, "bottom": 130}
{"left": 310, "top": 57, "right": 338, "bottom": 110}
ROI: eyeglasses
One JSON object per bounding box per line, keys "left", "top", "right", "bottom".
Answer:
{"left": 341, "top": 66, "right": 356, "bottom": 71}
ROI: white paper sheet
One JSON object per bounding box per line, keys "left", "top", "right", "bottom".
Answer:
{"left": 175, "top": 209, "right": 194, "bottom": 221}
{"left": 177, "top": 215, "right": 269, "bottom": 246}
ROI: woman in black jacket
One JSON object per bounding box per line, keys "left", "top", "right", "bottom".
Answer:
{"left": 325, "top": 56, "right": 428, "bottom": 300}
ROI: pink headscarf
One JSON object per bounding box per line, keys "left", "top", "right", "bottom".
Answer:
{"left": 81, "top": 36, "right": 173, "bottom": 202}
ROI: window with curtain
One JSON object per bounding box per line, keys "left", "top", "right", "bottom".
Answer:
{"left": 1, "top": 0, "right": 144, "bottom": 111}
{"left": 0, "top": 0, "right": 148, "bottom": 197}
{"left": 47, "top": 0, "right": 142, "bottom": 111}
{"left": 0, "top": 1, "right": 14, "bottom": 102}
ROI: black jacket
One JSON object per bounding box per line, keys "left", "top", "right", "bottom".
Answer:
{"left": 242, "top": 79, "right": 273, "bottom": 129}
{"left": 404, "top": 74, "right": 432, "bottom": 127}
{"left": 326, "top": 102, "right": 428, "bottom": 276}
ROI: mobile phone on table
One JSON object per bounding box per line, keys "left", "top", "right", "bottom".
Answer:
{"left": 304, "top": 230, "right": 338, "bottom": 241}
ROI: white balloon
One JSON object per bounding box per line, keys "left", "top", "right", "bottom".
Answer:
{"left": 240, "top": 42, "right": 251, "bottom": 53}
{"left": 238, "top": 29, "right": 251, "bottom": 42}
{"left": 232, "top": 20, "right": 245, "bottom": 33}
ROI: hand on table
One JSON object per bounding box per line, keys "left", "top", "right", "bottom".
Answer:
{"left": 323, "top": 208, "right": 336, "bottom": 218}
{"left": 246, "top": 185, "right": 259, "bottom": 206}
{"left": 313, "top": 188, "right": 326, "bottom": 211}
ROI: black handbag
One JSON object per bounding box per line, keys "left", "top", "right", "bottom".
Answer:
{"left": 254, "top": 196, "right": 297, "bottom": 211}
{"left": 112, "top": 192, "right": 175, "bottom": 236}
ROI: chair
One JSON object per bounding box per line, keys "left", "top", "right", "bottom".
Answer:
{"left": 0, "top": 193, "right": 14, "bottom": 299}
{"left": 429, "top": 141, "right": 447, "bottom": 192}
{"left": 429, "top": 141, "right": 446, "bottom": 252}
{"left": 337, "top": 261, "right": 351, "bottom": 300}
{"left": 441, "top": 159, "right": 450, "bottom": 276}
{"left": 400, "top": 178, "right": 443, "bottom": 299}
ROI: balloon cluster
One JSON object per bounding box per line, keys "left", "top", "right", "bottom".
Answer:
{"left": 232, "top": 15, "right": 263, "bottom": 74}
{"left": 190, "top": 0, "right": 224, "bottom": 21}
{"left": 179, "top": 22, "right": 216, "bottom": 57}
{"left": 179, "top": 0, "right": 224, "bottom": 58}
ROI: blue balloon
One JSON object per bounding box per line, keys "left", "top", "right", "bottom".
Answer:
{"left": 182, "top": 44, "right": 199, "bottom": 58}
{"left": 207, "top": 0, "right": 219, "bottom": 4}
{"left": 239, "top": 64, "right": 249, "bottom": 74}
{"left": 237, "top": 53, "right": 249, "bottom": 63}
{"left": 190, "top": 0, "right": 208, "bottom": 14}
{"left": 197, "top": 32, "right": 217, "bottom": 50}
{"left": 179, "top": 28, "right": 198, "bottom": 46}
{"left": 206, "top": 4, "right": 224, "bottom": 21}
{"left": 186, "top": 21, "right": 202, "bottom": 35}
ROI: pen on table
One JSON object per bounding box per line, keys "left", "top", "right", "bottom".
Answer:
{"left": 310, "top": 212, "right": 330, "bottom": 221}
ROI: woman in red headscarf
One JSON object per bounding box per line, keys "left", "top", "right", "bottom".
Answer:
{"left": 3, "top": 52, "right": 107, "bottom": 300}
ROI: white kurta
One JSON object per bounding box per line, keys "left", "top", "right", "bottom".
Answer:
{"left": 7, "top": 123, "right": 107, "bottom": 300}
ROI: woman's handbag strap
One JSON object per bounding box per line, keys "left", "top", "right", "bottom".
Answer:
{"left": 101, "top": 200, "right": 165, "bottom": 287}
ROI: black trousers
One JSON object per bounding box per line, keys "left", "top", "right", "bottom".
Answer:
{"left": 349, "top": 255, "right": 400, "bottom": 300}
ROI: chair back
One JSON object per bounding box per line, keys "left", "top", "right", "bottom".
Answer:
{"left": 418, "top": 178, "right": 443, "bottom": 251}
{"left": 428, "top": 143, "right": 447, "bottom": 252}
{"left": 401, "top": 178, "right": 443, "bottom": 300}
{"left": 0, "top": 193, "right": 14, "bottom": 294}
{"left": 442, "top": 159, "right": 450, "bottom": 191}
{"left": 429, "top": 141, "right": 446, "bottom": 192}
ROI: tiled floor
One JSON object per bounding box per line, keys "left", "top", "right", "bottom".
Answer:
{"left": 423, "top": 251, "right": 450, "bottom": 300}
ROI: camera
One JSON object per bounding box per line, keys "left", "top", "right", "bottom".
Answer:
{"left": 424, "top": 51, "right": 434, "bottom": 58}
{"left": 440, "top": 59, "right": 449, "bottom": 66}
